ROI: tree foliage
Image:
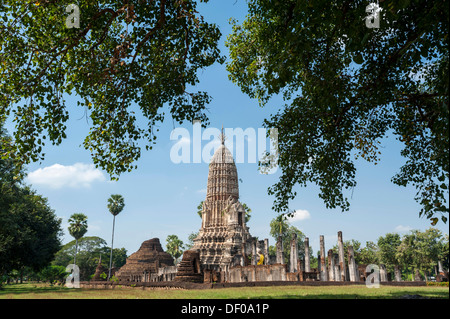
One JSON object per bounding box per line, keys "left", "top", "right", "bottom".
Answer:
{"left": 166, "top": 234, "right": 184, "bottom": 264}
{"left": 377, "top": 232, "right": 401, "bottom": 271}
{"left": 107, "top": 194, "right": 125, "bottom": 216}
{"left": 1, "top": 122, "right": 63, "bottom": 277}
{"left": 226, "top": 0, "right": 449, "bottom": 223}
{"left": 0, "top": 186, "right": 63, "bottom": 274}
{"left": 269, "top": 216, "right": 305, "bottom": 263}
{"left": 0, "top": 0, "right": 224, "bottom": 178}
{"left": 52, "top": 236, "right": 127, "bottom": 281}
{"left": 68, "top": 213, "right": 88, "bottom": 240}
{"left": 396, "top": 228, "right": 447, "bottom": 277}
{"left": 38, "top": 265, "right": 69, "bottom": 285}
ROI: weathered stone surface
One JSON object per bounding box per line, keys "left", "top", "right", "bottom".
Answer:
{"left": 414, "top": 269, "right": 423, "bottom": 281}
{"left": 289, "top": 233, "right": 298, "bottom": 273}
{"left": 319, "top": 235, "right": 328, "bottom": 281}
{"left": 303, "top": 269, "right": 320, "bottom": 281}
{"left": 174, "top": 250, "right": 203, "bottom": 283}
{"left": 380, "top": 264, "right": 388, "bottom": 282}
{"left": 348, "top": 245, "right": 357, "bottom": 282}
{"left": 304, "top": 237, "right": 311, "bottom": 272}
{"left": 191, "top": 135, "right": 254, "bottom": 272}
{"left": 394, "top": 265, "right": 402, "bottom": 282}
{"left": 264, "top": 239, "right": 269, "bottom": 265}
{"left": 276, "top": 235, "right": 284, "bottom": 264}
{"left": 228, "top": 264, "right": 287, "bottom": 283}
{"left": 115, "top": 238, "right": 174, "bottom": 282}
{"left": 337, "top": 231, "right": 348, "bottom": 281}
{"left": 92, "top": 255, "right": 107, "bottom": 281}
{"left": 328, "top": 249, "right": 335, "bottom": 281}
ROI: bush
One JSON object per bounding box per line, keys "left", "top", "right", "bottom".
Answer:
{"left": 39, "top": 265, "right": 68, "bottom": 286}
{"left": 426, "top": 281, "right": 449, "bottom": 287}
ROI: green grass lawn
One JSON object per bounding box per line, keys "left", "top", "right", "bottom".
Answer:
{"left": 0, "top": 283, "right": 448, "bottom": 299}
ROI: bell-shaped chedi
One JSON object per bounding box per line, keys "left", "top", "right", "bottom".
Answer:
{"left": 92, "top": 255, "right": 107, "bottom": 281}
{"left": 115, "top": 238, "right": 174, "bottom": 282}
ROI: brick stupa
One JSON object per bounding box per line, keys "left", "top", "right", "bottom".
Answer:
{"left": 115, "top": 238, "right": 174, "bottom": 282}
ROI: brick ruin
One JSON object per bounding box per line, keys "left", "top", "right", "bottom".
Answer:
{"left": 110, "top": 130, "right": 448, "bottom": 285}
{"left": 115, "top": 238, "right": 175, "bottom": 282}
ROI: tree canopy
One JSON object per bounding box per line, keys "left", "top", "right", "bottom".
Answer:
{"left": 0, "top": 120, "right": 63, "bottom": 277}
{"left": 166, "top": 234, "right": 184, "bottom": 264}
{"left": 68, "top": 213, "right": 88, "bottom": 240}
{"left": 107, "top": 194, "right": 125, "bottom": 216}
{"left": 0, "top": 0, "right": 224, "bottom": 178}
{"left": 396, "top": 228, "right": 447, "bottom": 277}
{"left": 52, "top": 236, "right": 127, "bottom": 281}
{"left": 268, "top": 216, "right": 305, "bottom": 263}
{"left": 226, "top": 0, "right": 449, "bottom": 224}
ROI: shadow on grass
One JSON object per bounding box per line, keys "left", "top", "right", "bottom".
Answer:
{"left": 250, "top": 289, "right": 449, "bottom": 299}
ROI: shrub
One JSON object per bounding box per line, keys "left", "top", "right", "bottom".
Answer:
{"left": 426, "top": 281, "right": 449, "bottom": 287}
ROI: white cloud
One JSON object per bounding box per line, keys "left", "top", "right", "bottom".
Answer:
{"left": 394, "top": 225, "right": 413, "bottom": 233}
{"left": 288, "top": 209, "right": 311, "bottom": 222}
{"left": 27, "top": 163, "right": 106, "bottom": 189}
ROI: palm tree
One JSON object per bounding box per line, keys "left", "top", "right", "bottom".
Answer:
{"left": 166, "top": 235, "right": 185, "bottom": 264}
{"left": 68, "top": 213, "right": 88, "bottom": 265}
{"left": 107, "top": 194, "right": 125, "bottom": 280}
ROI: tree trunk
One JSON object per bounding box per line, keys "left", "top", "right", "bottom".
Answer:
{"left": 74, "top": 239, "right": 78, "bottom": 265}
{"left": 108, "top": 215, "right": 116, "bottom": 280}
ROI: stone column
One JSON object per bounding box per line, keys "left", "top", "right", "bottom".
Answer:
{"left": 438, "top": 260, "right": 444, "bottom": 274}
{"left": 319, "top": 235, "right": 328, "bottom": 281}
{"left": 380, "top": 264, "right": 388, "bottom": 282}
{"left": 317, "top": 251, "right": 321, "bottom": 279}
{"left": 394, "top": 265, "right": 402, "bottom": 282}
{"left": 290, "top": 233, "right": 298, "bottom": 273}
{"left": 414, "top": 268, "right": 422, "bottom": 281}
{"left": 241, "top": 243, "right": 246, "bottom": 266}
{"left": 298, "top": 257, "right": 303, "bottom": 273}
{"left": 337, "top": 231, "right": 348, "bottom": 281}
{"left": 333, "top": 254, "right": 340, "bottom": 281}
{"left": 348, "top": 245, "right": 357, "bottom": 282}
{"left": 328, "top": 249, "right": 335, "bottom": 281}
{"left": 251, "top": 238, "right": 257, "bottom": 265}
{"left": 304, "top": 237, "right": 311, "bottom": 272}
{"left": 264, "top": 238, "right": 269, "bottom": 265}
{"left": 276, "top": 235, "right": 284, "bottom": 264}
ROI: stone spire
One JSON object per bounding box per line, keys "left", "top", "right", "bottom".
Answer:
{"left": 192, "top": 133, "right": 252, "bottom": 271}
{"left": 219, "top": 124, "right": 226, "bottom": 145}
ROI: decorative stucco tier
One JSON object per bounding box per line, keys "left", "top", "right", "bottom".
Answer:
{"left": 191, "top": 130, "right": 253, "bottom": 272}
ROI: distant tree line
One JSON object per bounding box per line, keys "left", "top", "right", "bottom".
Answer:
{"left": 1, "top": 122, "right": 62, "bottom": 287}
{"left": 1, "top": 120, "right": 129, "bottom": 286}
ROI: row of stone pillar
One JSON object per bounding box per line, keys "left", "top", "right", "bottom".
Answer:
{"left": 282, "top": 230, "right": 361, "bottom": 282}
{"left": 248, "top": 231, "right": 446, "bottom": 282}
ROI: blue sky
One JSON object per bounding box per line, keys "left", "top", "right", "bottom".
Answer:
{"left": 4, "top": 0, "right": 448, "bottom": 257}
